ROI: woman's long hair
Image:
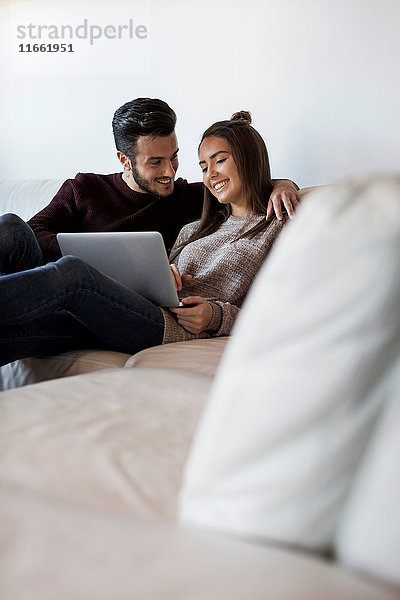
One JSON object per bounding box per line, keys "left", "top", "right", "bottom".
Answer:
{"left": 170, "top": 111, "right": 273, "bottom": 262}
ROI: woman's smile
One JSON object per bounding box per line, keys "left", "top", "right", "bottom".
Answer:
{"left": 199, "top": 136, "right": 248, "bottom": 216}
{"left": 213, "top": 179, "right": 229, "bottom": 192}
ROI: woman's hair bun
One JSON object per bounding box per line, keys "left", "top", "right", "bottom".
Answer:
{"left": 230, "top": 110, "right": 252, "bottom": 124}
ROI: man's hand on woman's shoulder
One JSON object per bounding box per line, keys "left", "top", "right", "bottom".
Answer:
{"left": 267, "top": 179, "right": 301, "bottom": 221}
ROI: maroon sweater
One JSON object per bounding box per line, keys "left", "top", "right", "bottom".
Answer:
{"left": 28, "top": 173, "right": 204, "bottom": 262}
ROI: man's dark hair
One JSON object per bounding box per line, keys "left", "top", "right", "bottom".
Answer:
{"left": 112, "top": 98, "right": 177, "bottom": 161}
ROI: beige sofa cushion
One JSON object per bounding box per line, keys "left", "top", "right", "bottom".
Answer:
{"left": 0, "top": 350, "right": 132, "bottom": 390}
{"left": 0, "top": 367, "right": 212, "bottom": 518}
{"left": 1, "top": 482, "right": 396, "bottom": 600}
{"left": 0, "top": 338, "right": 229, "bottom": 390}
{"left": 127, "top": 337, "right": 229, "bottom": 376}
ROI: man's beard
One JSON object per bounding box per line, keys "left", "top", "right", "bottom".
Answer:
{"left": 131, "top": 163, "right": 156, "bottom": 195}
{"left": 131, "top": 163, "right": 174, "bottom": 198}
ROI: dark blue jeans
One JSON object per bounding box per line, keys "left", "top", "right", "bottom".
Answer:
{"left": 0, "top": 213, "right": 44, "bottom": 274}
{"left": 0, "top": 255, "right": 165, "bottom": 367}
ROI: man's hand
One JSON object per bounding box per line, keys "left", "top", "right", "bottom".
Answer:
{"left": 170, "top": 296, "right": 212, "bottom": 334}
{"left": 267, "top": 179, "right": 301, "bottom": 221}
{"left": 170, "top": 264, "right": 192, "bottom": 291}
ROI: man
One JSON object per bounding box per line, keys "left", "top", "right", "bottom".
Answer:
{"left": 0, "top": 98, "right": 299, "bottom": 273}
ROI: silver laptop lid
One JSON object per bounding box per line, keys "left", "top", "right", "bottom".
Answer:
{"left": 56, "top": 231, "right": 179, "bottom": 307}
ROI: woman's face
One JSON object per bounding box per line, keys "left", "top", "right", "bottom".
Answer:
{"left": 199, "top": 136, "right": 248, "bottom": 217}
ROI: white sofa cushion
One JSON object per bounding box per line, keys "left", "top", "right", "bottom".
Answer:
{"left": 179, "top": 176, "right": 400, "bottom": 553}
{"left": 0, "top": 179, "right": 63, "bottom": 220}
{"left": 335, "top": 367, "right": 400, "bottom": 587}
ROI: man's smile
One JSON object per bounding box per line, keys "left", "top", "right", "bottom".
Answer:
{"left": 155, "top": 177, "right": 173, "bottom": 185}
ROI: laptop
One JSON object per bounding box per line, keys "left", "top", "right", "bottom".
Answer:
{"left": 56, "top": 231, "right": 180, "bottom": 307}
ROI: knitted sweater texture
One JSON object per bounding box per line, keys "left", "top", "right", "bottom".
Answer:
{"left": 28, "top": 173, "right": 203, "bottom": 261}
{"left": 162, "top": 215, "right": 287, "bottom": 344}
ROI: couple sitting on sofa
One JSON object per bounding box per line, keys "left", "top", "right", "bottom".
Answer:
{"left": 0, "top": 99, "right": 299, "bottom": 367}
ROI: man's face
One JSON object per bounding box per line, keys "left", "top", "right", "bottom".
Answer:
{"left": 129, "top": 132, "right": 179, "bottom": 197}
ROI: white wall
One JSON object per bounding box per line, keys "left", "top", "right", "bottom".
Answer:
{"left": 0, "top": 0, "right": 399, "bottom": 187}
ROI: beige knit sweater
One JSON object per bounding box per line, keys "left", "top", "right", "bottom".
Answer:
{"left": 161, "top": 215, "right": 287, "bottom": 344}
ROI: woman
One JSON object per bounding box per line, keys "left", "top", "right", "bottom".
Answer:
{"left": 0, "top": 112, "right": 287, "bottom": 367}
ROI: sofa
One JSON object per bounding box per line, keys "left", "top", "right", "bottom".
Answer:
{"left": 0, "top": 175, "right": 399, "bottom": 599}
{"left": 0, "top": 178, "right": 230, "bottom": 389}
{"left": 0, "top": 178, "right": 316, "bottom": 389}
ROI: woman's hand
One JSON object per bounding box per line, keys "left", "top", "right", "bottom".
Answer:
{"left": 266, "top": 179, "right": 301, "bottom": 221}
{"left": 170, "top": 264, "right": 193, "bottom": 291}
{"left": 170, "top": 296, "right": 213, "bottom": 334}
